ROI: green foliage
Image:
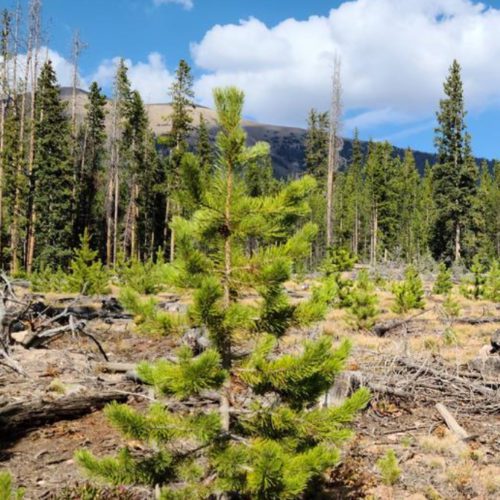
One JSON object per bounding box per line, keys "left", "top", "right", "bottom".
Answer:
{"left": 347, "top": 270, "right": 379, "bottom": 330}
{"left": 484, "top": 260, "right": 500, "bottom": 302}
{"left": 137, "top": 347, "right": 226, "bottom": 398}
{"left": 460, "top": 256, "right": 486, "bottom": 300}
{"left": 321, "top": 247, "right": 358, "bottom": 275}
{"left": 0, "top": 471, "right": 24, "bottom": 499}
{"left": 67, "top": 231, "right": 110, "bottom": 295}
{"left": 442, "top": 327, "right": 459, "bottom": 346}
{"left": 392, "top": 266, "right": 425, "bottom": 313}
{"left": 442, "top": 294, "right": 461, "bottom": 319}
{"left": 376, "top": 449, "right": 401, "bottom": 485}
{"left": 33, "top": 60, "right": 74, "bottom": 268}
{"left": 433, "top": 262, "right": 453, "bottom": 295}
{"left": 115, "top": 253, "right": 167, "bottom": 295}
{"left": 119, "top": 287, "right": 184, "bottom": 336}
{"left": 241, "top": 336, "right": 352, "bottom": 409}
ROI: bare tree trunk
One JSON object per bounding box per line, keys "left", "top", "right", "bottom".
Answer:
{"left": 326, "top": 55, "right": 342, "bottom": 249}
{"left": 11, "top": 5, "right": 29, "bottom": 274}
{"left": 25, "top": 0, "right": 41, "bottom": 273}
{"left": 370, "top": 206, "right": 378, "bottom": 266}
{"left": 454, "top": 223, "right": 461, "bottom": 262}
{"left": 353, "top": 202, "right": 359, "bottom": 255}
{"left": 112, "top": 166, "right": 119, "bottom": 267}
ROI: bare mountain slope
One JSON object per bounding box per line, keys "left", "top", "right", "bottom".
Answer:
{"left": 62, "top": 87, "right": 486, "bottom": 178}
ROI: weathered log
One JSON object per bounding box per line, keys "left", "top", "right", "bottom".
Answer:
{"left": 435, "top": 403, "right": 469, "bottom": 440}
{"left": 372, "top": 309, "right": 428, "bottom": 337}
{"left": 0, "top": 391, "right": 128, "bottom": 434}
{"left": 456, "top": 317, "right": 500, "bottom": 326}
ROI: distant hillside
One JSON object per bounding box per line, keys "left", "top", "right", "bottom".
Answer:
{"left": 63, "top": 88, "right": 490, "bottom": 178}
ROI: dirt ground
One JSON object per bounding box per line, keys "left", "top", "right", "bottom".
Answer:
{"left": 1, "top": 283, "right": 498, "bottom": 499}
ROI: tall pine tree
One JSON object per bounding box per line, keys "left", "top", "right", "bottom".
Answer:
{"left": 32, "top": 60, "right": 73, "bottom": 268}
{"left": 432, "top": 60, "right": 478, "bottom": 263}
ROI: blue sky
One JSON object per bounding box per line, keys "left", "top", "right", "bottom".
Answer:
{"left": 6, "top": 0, "right": 500, "bottom": 159}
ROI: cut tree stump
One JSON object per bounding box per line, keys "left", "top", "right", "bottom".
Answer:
{"left": 0, "top": 391, "right": 128, "bottom": 435}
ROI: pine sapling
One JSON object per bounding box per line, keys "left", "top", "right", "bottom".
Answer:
{"left": 392, "top": 265, "right": 425, "bottom": 313}
{"left": 484, "top": 260, "right": 500, "bottom": 302}
{"left": 376, "top": 449, "right": 401, "bottom": 485}
{"left": 347, "top": 270, "right": 379, "bottom": 330}
{"left": 0, "top": 471, "right": 24, "bottom": 499}
{"left": 433, "top": 262, "right": 453, "bottom": 295}
{"left": 460, "top": 256, "right": 486, "bottom": 300}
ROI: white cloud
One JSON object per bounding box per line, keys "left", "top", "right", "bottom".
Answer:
{"left": 2, "top": 47, "right": 87, "bottom": 90}
{"left": 153, "top": 0, "right": 193, "bottom": 10}
{"left": 191, "top": 0, "right": 500, "bottom": 132}
{"left": 91, "top": 52, "right": 174, "bottom": 103}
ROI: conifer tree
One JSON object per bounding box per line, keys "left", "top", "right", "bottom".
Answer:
{"left": 165, "top": 59, "right": 195, "bottom": 260}
{"left": 347, "top": 269, "right": 379, "bottom": 330}
{"left": 392, "top": 265, "right": 425, "bottom": 313}
{"left": 32, "top": 60, "right": 73, "bottom": 268}
{"left": 305, "top": 109, "right": 329, "bottom": 180}
{"left": 74, "top": 81, "right": 107, "bottom": 246}
{"left": 433, "top": 262, "right": 453, "bottom": 295}
{"left": 432, "top": 60, "right": 478, "bottom": 263}
{"left": 196, "top": 112, "right": 213, "bottom": 181}
{"left": 76, "top": 87, "right": 370, "bottom": 498}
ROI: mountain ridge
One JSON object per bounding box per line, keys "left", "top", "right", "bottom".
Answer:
{"left": 62, "top": 87, "right": 492, "bottom": 177}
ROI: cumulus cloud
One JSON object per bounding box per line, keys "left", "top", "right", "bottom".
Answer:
{"left": 191, "top": 0, "right": 500, "bottom": 132}
{"left": 153, "top": 0, "right": 193, "bottom": 10}
{"left": 91, "top": 52, "right": 174, "bottom": 103}
{"left": 2, "top": 47, "right": 87, "bottom": 90}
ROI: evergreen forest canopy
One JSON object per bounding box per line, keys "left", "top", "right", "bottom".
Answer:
{"left": 0, "top": 6, "right": 498, "bottom": 273}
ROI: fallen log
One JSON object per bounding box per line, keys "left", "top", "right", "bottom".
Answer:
{"left": 0, "top": 390, "right": 128, "bottom": 434}
{"left": 435, "top": 403, "right": 469, "bottom": 440}
{"left": 372, "top": 309, "right": 428, "bottom": 337}
{"left": 456, "top": 317, "right": 500, "bottom": 326}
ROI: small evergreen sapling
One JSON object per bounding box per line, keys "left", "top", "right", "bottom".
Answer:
{"left": 460, "top": 256, "right": 486, "bottom": 300}
{"left": 76, "top": 87, "right": 370, "bottom": 499}
{"left": 392, "top": 266, "right": 425, "bottom": 313}
{"left": 433, "top": 262, "right": 453, "bottom": 295}
{"left": 376, "top": 449, "right": 401, "bottom": 485}
{"left": 347, "top": 270, "right": 379, "bottom": 330}
{"left": 0, "top": 471, "right": 24, "bottom": 499}
{"left": 484, "top": 260, "right": 500, "bottom": 302}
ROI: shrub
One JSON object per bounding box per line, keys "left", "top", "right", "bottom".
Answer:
{"left": 392, "top": 265, "right": 425, "bottom": 313}
{"left": 442, "top": 294, "right": 460, "bottom": 319}
{"left": 376, "top": 449, "right": 401, "bottom": 485}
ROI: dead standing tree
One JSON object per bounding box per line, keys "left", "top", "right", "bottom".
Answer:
{"left": 326, "top": 54, "right": 343, "bottom": 249}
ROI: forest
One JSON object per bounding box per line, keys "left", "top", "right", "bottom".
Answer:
{"left": 0, "top": 1, "right": 499, "bottom": 499}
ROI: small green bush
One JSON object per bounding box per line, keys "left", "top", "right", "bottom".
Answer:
{"left": 376, "top": 449, "right": 401, "bottom": 485}
{"left": 321, "top": 247, "right": 357, "bottom": 275}
{"left": 115, "top": 252, "right": 168, "bottom": 295}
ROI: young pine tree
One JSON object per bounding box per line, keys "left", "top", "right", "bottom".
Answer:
{"left": 433, "top": 262, "right": 453, "bottom": 295}
{"left": 392, "top": 265, "right": 425, "bottom": 314}
{"left": 76, "top": 87, "right": 370, "bottom": 499}
{"left": 347, "top": 270, "right": 379, "bottom": 330}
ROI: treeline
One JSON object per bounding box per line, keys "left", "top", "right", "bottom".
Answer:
{"left": 306, "top": 60, "right": 500, "bottom": 267}
{"left": 0, "top": 3, "right": 498, "bottom": 277}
